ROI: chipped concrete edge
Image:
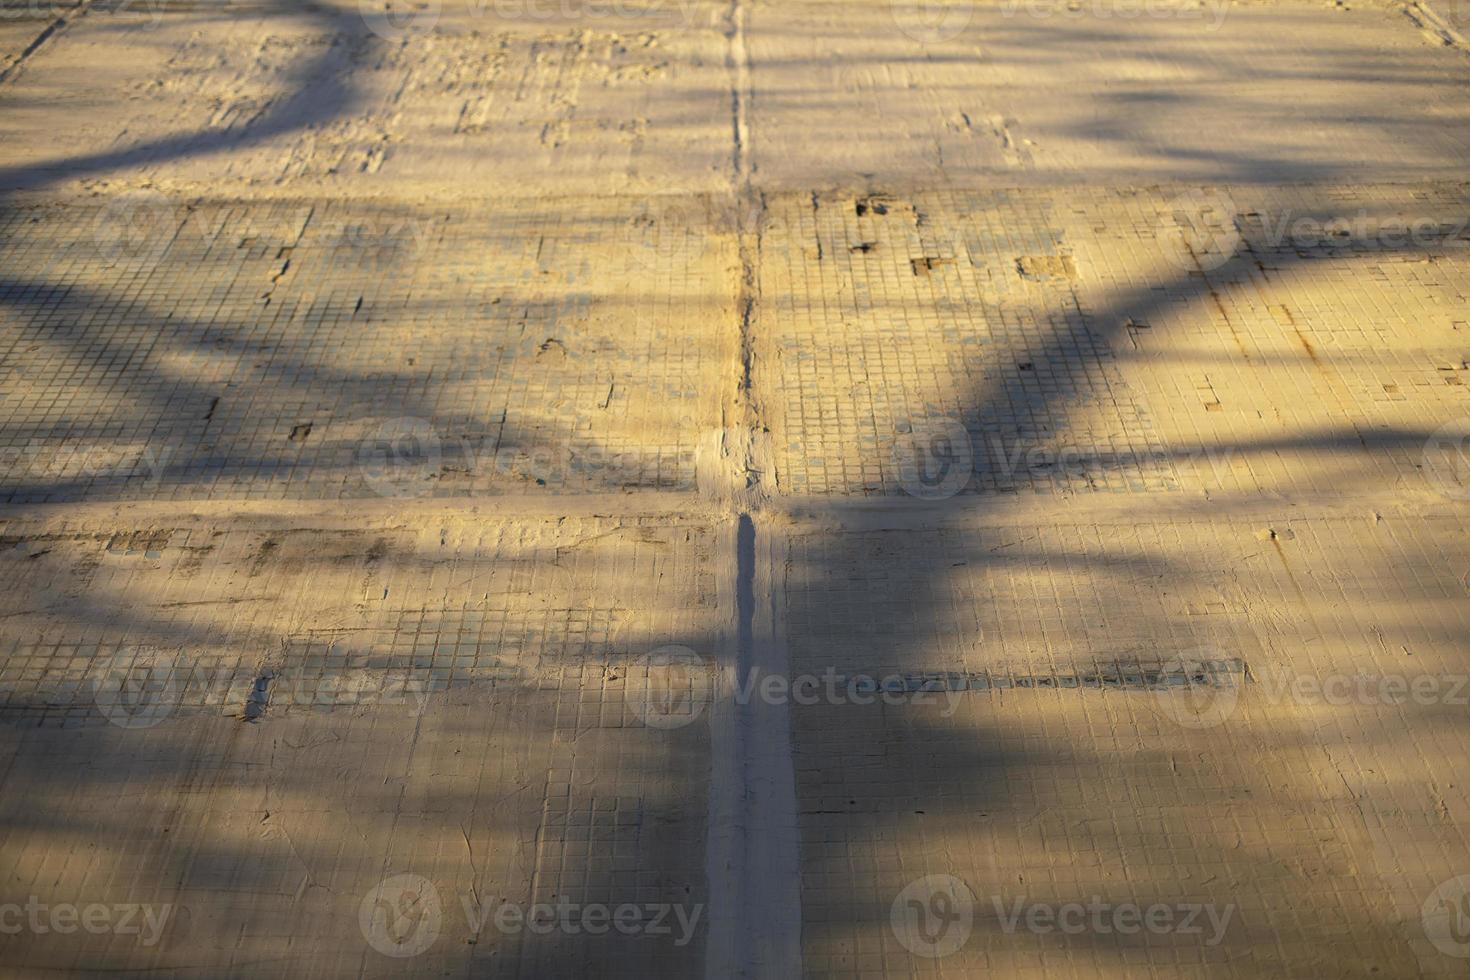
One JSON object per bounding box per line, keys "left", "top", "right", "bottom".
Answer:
{"left": 1404, "top": 0, "right": 1469, "bottom": 50}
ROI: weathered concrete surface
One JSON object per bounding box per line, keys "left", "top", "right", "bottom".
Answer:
{"left": 1, "top": 0, "right": 1469, "bottom": 976}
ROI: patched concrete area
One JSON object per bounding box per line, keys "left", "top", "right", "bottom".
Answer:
{"left": 1, "top": 0, "right": 1469, "bottom": 976}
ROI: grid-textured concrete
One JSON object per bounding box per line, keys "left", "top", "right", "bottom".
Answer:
{"left": 2, "top": 0, "right": 1470, "bottom": 976}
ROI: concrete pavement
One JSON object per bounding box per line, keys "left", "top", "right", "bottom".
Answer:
{"left": 1, "top": 0, "right": 1469, "bottom": 975}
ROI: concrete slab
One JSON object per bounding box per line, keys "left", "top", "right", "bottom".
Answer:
{"left": 0, "top": 0, "right": 1469, "bottom": 976}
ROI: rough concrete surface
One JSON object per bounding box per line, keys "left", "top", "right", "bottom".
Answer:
{"left": 0, "top": 0, "right": 1468, "bottom": 976}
